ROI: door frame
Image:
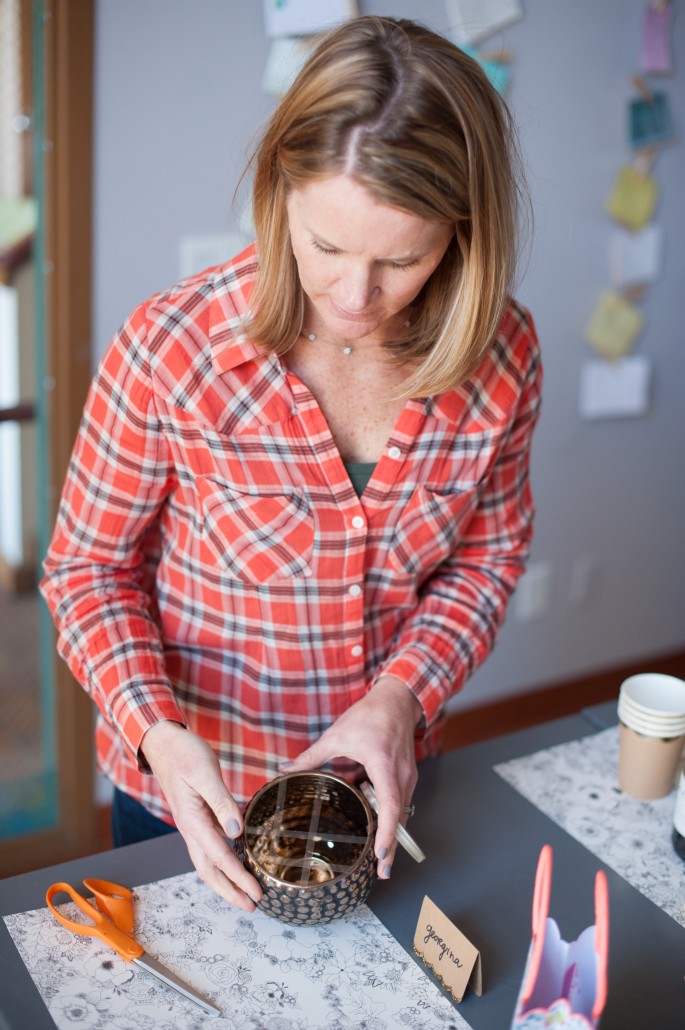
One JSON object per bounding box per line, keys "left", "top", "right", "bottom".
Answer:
{"left": 1, "top": 0, "right": 96, "bottom": 875}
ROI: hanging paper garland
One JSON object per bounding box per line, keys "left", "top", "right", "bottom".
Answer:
{"left": 585, "top": 0, "right": 674, "bottom": 364}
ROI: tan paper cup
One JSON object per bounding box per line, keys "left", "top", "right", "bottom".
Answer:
{"left": 618, "top": 722, "right": 685, "bottom": 799}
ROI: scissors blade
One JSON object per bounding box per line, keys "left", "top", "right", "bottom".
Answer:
{"left": 133, "top": 952, "right": 221, "bottom": 1016}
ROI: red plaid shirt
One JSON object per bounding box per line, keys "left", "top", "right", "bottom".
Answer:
{"left": 41, "top": 244, "right": 542, "bottom": 821}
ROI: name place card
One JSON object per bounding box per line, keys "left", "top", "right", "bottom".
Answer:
{"left": 413, "top": 895, "right": 482, "bottom": 1003}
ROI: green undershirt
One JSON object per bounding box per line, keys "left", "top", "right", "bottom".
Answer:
{"left": 344, "top": 461, "right": 376, "bottom": 498}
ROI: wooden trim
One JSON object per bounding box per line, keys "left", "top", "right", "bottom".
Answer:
{"left": 0, "top": 233, "right": 34, "bottom": 284}
{"left": 1, "top": 0, "right": 97, "bottom": 878}
{"left": 0, "top": 799, "right": 113, "bottom": 876}
{"left": 0, "top": 402, "right": 36, "bottom": 423}
{"left": 0, "top": 552, "right": 36, "bottom": 594}
{"left": 44, "top": 0, "right": 97, "bottom": 854}
{"left": 46, "top": 0, "right": 94, "bottom": 493}
{"left": 443, "top": 649, "right": 685, "bottom": 750}
{"left": 20, "top": 0, "right": 34, "bottom": 195}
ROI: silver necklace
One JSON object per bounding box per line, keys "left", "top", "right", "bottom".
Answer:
{"left": 302, "top": 330, "right": 354, "bottom": 356}
{"left": 301, "top": 318, "right": 411, "bottom": 358}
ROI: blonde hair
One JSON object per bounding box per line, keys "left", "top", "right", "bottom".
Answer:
{"left": 246, "top": 16, "right": 527, "bottom": 398}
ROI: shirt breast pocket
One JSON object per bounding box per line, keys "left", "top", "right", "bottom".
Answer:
{"left": 388, "top": 485, "right": 479, "bottom": 579}
{"left": 196, "top": 477, "right": 314, "bottom": 583}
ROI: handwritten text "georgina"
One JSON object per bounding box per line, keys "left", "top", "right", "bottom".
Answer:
{"left": 423, "top": 925, "right": 463, "bottom": 966}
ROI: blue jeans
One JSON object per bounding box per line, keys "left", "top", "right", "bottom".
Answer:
{"left": 111, "top": 787, "right": 177, "bottom": 847}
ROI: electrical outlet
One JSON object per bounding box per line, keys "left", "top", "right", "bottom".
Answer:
{"left": 514, "top": 561, "right": 553, "bottom": 622}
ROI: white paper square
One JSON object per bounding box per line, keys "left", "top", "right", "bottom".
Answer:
{"left": 579, "top": 356, "right": 651, "bottom": 420}
{"left": 608, "top": 224, "right": 663, "bottom": 289}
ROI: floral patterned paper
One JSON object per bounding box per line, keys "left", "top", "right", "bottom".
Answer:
{"left": 3, "top": 872, "right": 472, "bottom": 1030}
{"left": 495, "top": 726, "right": 685, "bottom": 927}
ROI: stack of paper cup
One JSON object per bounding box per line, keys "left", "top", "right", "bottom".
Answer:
{"left": 617, "top": 673, "right": 685, "bottom": 799}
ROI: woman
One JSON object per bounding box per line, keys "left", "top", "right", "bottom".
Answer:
{"left": 41, "top": 16, "right": 541, "bottom": 912}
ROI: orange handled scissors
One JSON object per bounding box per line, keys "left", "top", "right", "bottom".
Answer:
{"left": 46, "top": 879, "right": 221, "bottom": 1016}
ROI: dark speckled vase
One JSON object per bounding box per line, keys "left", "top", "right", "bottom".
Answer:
{"left": 236, "top": 772, "right": 377, "bottom": 926}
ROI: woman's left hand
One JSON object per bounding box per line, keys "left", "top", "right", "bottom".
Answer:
{"left": 279, "top": 675, "right": 422, "bottom": 879}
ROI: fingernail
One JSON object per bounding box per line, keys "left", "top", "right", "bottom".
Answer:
{"left": 279, "top": 760, "right": 294, "bottom": 770}
{"left": 248, "top": 893, "right": 261, "bottom": 905}
{"left": 383, "top": 864, "right": 392, "bottom": 879}
{"left": 226, "top": 818, "right": 240, "bottom": 837}
{"left": 377, "top": 847, "right": 388, "bottom": 860}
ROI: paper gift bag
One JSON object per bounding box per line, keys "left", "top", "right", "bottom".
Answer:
{"left": 512, "top": 844, "right": 609, "bottom": 1029}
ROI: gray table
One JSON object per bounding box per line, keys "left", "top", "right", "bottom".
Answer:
{"left": 582, "top": 699, "right": 620, "bottom": 731}
{"left": 1, "top": 713, "right": 683, "bottom": 1029}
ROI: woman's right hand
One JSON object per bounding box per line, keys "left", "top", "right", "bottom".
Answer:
{"left": 139, "top": 721, "right": 262, "bottom": 912}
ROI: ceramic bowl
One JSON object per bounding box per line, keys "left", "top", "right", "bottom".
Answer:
{"left": 236, "top": 772, "right": 376, "bottom": 926}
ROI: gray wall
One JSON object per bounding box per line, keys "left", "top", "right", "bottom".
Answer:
{"left": 93, "top": 1, "right": 685, "bottom": 710}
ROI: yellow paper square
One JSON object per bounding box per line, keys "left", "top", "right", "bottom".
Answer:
{"left": 585, "top": 291, "right": 644, "bottom": 359}
{"left": 606, "top": 166, "right": 658, "bottom": 230}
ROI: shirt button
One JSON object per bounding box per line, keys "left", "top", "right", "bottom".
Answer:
{"left": 388, "top": 445, "right": 402, "bottom": 460}
{"left": 351, "top": 515, "right": 365, "bottom": 529}
{"left": 351, "top": 644, "right": 363, "bottom": 657}
{"left": 348, "top": 583, "right": 362, "bottom": 597}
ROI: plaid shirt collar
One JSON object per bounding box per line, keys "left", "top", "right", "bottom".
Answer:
{"left": 208, "top": 251, "right": 262, "bottom": 375}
